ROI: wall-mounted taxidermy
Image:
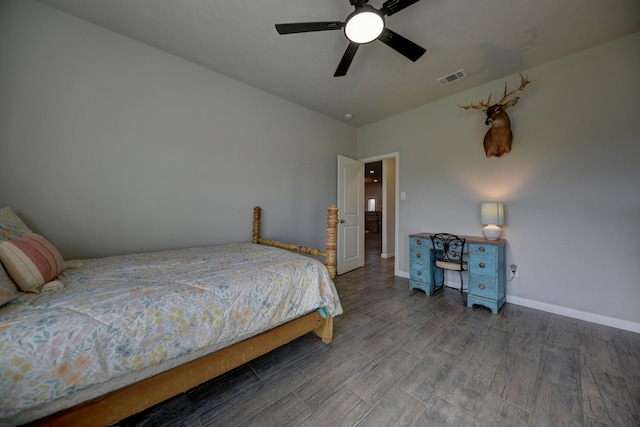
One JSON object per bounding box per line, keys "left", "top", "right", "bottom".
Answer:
{"left": 460, "top": 72, "right": 533, "bottom": 158}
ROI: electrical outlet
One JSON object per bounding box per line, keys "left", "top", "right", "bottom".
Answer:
{"left": 510, "top": 264, "right": 519, "bottom": 278}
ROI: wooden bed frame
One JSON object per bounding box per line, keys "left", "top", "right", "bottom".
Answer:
{"left": 31, "top": 205, "right": 339, "bottom": 427}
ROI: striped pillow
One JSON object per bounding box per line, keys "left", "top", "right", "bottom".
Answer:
{"left": 0, "top": 234, "right": 64, "bottom": 293}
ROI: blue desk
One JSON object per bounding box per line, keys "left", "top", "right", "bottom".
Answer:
{"left": 409, "top": 233, "right": 506, "bottom": 314}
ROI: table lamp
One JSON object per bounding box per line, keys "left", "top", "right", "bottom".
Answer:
{"left": 480, "top": 202, "right": 504, "bottom": 240}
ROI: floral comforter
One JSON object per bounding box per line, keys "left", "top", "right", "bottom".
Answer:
{"left": 0, "top": 242, "right": 342, "bottom": 424}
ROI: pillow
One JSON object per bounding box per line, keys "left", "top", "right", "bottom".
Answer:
{"left": 0, "top": 234, "right": 64, "bottom": 293}
{"left": 0, "top": 207, "right": 33, "bottom": 241}
{"left": 0, "top": 262, "right": 22, "bottom": 306}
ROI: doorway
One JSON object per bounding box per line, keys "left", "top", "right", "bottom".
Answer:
{"left": 362, "top": 154, "right": 397, "bottom": 272}
{"left": 364, "top": 160, "right": 383, "bottom": 262}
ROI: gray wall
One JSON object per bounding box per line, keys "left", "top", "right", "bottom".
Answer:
{"left": 357, "top": 33, "right": 640, "bottom": 330}
{"left": 2, "top": 1, "right": 638, "bottom": 331}
{"left": 0, "top": 0, "right": 356, "bottom": 258}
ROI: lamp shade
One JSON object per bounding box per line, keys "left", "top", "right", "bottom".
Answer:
{"left": 480, "top": 202, "right": 504, "bottom": 225}
{"left": 480, "top": 202, "right": 504, "bottom": 240}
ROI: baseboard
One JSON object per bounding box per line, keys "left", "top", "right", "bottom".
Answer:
{"left": 381, "top": 252, "right": 395, "bottom": 259}
{"left": 397, "top": 270, "right": 640, "bottom": 333}
{"left": 506, "top": 295, "right": 640, "bottom": 334}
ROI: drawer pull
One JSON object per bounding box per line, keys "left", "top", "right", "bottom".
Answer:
{"left": 416, "top": 239, "right": 422, "bottom": 245}
{"left": 479, "top": 284, "right": 485, "bottom": 290}
{"left": 417, "top": 271, "right": 422, "bottom": 276}
{"left": 479, "top": 246, "right": 485, "bottom": 252}
{"left": 416, "top": 253, "right": 421, "bottom": 258}
{"left": 478, "top": 262, "right": 485, "bottom": 268}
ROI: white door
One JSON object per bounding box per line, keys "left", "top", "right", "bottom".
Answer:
{"left": 337, "top": 155, "right": 364, "bottom": 275}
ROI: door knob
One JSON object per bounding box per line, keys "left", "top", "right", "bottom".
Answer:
{"left": 339, "top": 219, "right": 346, "bottom": 224}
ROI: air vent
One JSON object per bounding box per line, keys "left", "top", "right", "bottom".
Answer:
{"left": 436, "top": 69, "right": 467, "bottom": 87}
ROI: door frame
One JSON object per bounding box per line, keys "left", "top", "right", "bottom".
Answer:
{"left": 359, "top": 152, "right": 399, "bottom": 276}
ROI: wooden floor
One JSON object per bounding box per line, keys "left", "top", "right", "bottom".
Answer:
{"left": 118, "top": 233, "right": 640, "bottom": 426}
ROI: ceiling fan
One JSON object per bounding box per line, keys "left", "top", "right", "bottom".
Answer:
{"left": 275, "top": 0, "right": 426, "bottom": 77}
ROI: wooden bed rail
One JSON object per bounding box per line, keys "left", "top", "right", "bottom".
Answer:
{"left": 32, "top": 312, "right": 331, "bottom": 427}
{"left": 253, "top": 205, "right": 338, "bottom": 279}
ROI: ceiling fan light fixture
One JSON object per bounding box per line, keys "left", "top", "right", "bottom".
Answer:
{"left": 275, "top": 0, "right": 426, "bottom": 77}
{"left": 344, "top": 7, "right": 384, "bottom": 44}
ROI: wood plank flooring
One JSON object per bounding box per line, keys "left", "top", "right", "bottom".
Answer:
{"left": 117, "top": 234, "right": 640, "bottom": 426}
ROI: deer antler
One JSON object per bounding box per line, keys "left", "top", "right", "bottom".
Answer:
{"left": 497, "top": 71, "right": 532, "bottom": 105}
{"left": 459, "top": 94, "right": 492, "bottom": 111}
{"left": 459, "top": 71, "right": 533, "bottom": 111}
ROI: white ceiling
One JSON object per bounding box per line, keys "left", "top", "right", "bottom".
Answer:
{"left": 36, "top": 0, "right": 640, "bottom": 127}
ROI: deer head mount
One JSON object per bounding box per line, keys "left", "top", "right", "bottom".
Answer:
{"left": 460, "top": 71, "right": 533, "bottom": 158}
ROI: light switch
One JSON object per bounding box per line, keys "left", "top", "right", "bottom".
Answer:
{"left": 400, "top": 192, "right": 406, "bottom": 200}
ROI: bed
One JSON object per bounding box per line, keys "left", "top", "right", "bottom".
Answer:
{"left": 0, "top": 205, "right": 342, "bottom": 426}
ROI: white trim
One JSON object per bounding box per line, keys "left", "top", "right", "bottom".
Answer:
{"left": 359, "top": 152, "right": 400, "bottom": 277}
{"left": 397, "top": 269, "right": 640, "bottom": 333}
{"left": 381, "top": 252, "right": 395, "bottom": 259}
{"left": 506, "top": 295, "right": 640, "bottom": 334}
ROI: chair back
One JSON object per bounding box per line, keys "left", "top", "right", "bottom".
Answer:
{"left": 430, "top": 233, "right": 466, "bottom": 264}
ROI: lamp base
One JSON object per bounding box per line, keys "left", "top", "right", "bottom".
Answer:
{"left": 482, "top": 225, "right": 502, "bottom": 241}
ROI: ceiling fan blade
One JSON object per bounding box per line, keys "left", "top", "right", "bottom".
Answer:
{"left": 334, "top": 42, "right": 360, "bottom": 77}
{"left": 275, "top": 22, "right": 343, "bottom": 35}
{"left": 380, "top": 0, "right": 422, "bottom": 16}
{"left": 377, "top": 28, "right": 426, "bottom": 62}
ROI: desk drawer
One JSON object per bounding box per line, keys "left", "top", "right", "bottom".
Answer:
{"left": 410, "top": 237, "right": 430, "bottom": 252}
{"left": 469, "top": 275, "right": 498, "bottom": 298}
{"left": 410, "top": 250, "right": 428, "bottom": 266}
{"left": 410, "top": 263, "right": 429, "bottom": 284}
{"left": 469, "top": 244, "right": 498, "bottom": 257}
{"left": 469, "top": 256, "right": 497, "bottom": 275}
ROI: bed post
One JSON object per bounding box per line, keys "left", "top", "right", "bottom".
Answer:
{"left": 253, "top": 206, "right": 261, "bottom": 244}
{"left": 326, "top": 205, "right": 338, "bottom": 280}
{"left": 320, "top": 205, "right": 338, "bottom": 344}
{"left": 315, "top": 316, "right": 334, "bottom": 344}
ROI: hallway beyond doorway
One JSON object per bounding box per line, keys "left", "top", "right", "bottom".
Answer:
{"left": 365, "top": 231, "right": 382, "bottom": 264}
